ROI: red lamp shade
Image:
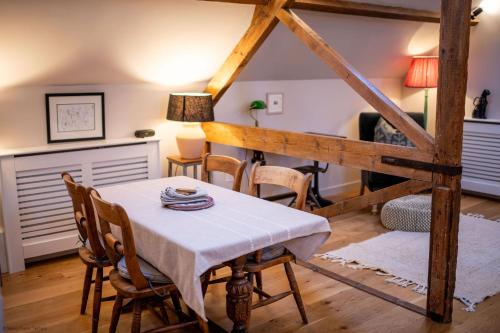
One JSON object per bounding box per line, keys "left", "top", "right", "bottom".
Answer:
{"left": 404, "top": 56, "right": 439, "bottom": 88}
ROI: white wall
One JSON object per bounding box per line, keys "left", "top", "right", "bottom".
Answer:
{"left": 401, "top": 3, "right": 500, "bottom": 132}
{"left": 467, "top": 4, "right": 500, "bottom": 119}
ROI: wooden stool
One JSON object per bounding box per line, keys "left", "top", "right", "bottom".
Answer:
{"left": 167, "top": 155, "right": 202, "bottom": 179}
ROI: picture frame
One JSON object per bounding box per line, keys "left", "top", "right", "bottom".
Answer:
{"left": 45, "top": 92, "right": 105, "bottom": 143}
{"left": 266, "top": 93, "right": 284, "bottom": 115}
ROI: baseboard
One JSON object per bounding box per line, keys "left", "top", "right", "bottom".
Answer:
{"left": 320, "top": 180, "right": 361, "bottom": 197}
{"left": 0, "top": 228, "right": 7, "bottom": 274}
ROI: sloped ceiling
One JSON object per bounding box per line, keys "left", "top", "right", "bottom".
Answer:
{"left": 0, "top": 0, "right": 479, "bottom": 87}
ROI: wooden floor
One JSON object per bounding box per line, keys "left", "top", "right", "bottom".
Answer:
{"left": 2, "top": 194, "right": 500, "bottom": 333}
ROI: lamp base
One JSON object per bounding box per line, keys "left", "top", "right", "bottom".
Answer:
{"left": 176, "top": 122, "right": 206, "bottom": 160}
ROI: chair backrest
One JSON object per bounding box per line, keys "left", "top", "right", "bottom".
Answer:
{"left": 248, "top": 162, "right": 312, "bottom": 211}
{"left": 62, "top": 172, "right": 106, "bottom": 259}
{"left": 201, "top": 153, "right": 247, "bottom": 192}
{"left": 359, "top": 112, "right": 424, "bottom": 142}
{"left": 89, "top": 188, "right": 149, "bottom": 290}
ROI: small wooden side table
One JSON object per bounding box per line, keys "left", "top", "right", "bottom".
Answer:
{"left": 167, "top": 155, "right": 202, "bottom": 179}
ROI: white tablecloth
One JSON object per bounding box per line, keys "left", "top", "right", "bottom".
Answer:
{"left": 98, "top": 176, "right": 331, "bottom": 320}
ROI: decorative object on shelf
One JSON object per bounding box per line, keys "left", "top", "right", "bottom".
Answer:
{"left": 471, "top": 6, "right": 483, "bottom": 19}
{"left": 248, "top": 99, "right": 267, "bottom": 127}
{"left": 167, "top": 93, "right": 214, "bottom": 160}
{"left": 45, "top": 92, "right": 105, "bottom": 143}
{"left": 134, "top": 129, "right": 155, "bottom": 138}
{"left": 472, "top": 89, "right": 491, "bottom": 119}
{"left": 404, "top": 56, "right": 439, "bottom": 129}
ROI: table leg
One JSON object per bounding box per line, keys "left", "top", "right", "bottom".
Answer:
{"left": 226, "top": 256, "right": 252, "bottom": 333}
{"left": 168, "top": 161, "right": 173, "bottom": 177}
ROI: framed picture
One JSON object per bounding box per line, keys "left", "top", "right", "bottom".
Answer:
{"left": 45, "top": 92, "right": 105, "bottom": 143}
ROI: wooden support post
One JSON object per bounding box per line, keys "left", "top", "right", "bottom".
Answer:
{"left": 427, "top": 0, "right": 472, "bottom": 323}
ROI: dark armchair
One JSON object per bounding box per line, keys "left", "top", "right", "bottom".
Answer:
{"left": 359, "top": 112, "right": 425, "bottom": 194}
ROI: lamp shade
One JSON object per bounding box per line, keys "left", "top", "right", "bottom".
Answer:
{"left": 167, "top": 93, "right": 214, "bottom": 122}
{"left": 404, "top": 56, "right": 439, "bottom": 88}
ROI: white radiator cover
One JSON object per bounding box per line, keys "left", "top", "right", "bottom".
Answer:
{"left": 0, "top": 139, "right": 160, "bottom": 273}
{"left": 462, "top": 119, "right": 500, "bottom": 197}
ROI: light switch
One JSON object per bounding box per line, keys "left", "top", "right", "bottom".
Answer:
{"left": 267, "top": 93, "right": 283, "bottom": 114}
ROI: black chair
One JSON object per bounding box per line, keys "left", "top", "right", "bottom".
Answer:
{"left": 359, "top": 112, "right": 425, "bottom": 194}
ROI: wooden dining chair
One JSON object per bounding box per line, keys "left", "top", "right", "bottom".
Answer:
{"left": 62, "top": 172, "right": 113, "bottom": 333}
{"left": 245, "top": 162, "right": 312, "bottom": 324}
{"left": 200, "top": 153, "right": 247, "bottom": 288}
{"left": 201, "top": 153, "right": 247, "bottom": 192}
{"left": 89, "top": 188, "right": 209, "bottom": 333}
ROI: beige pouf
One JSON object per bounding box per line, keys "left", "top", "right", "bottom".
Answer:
{"left": 381, "top": 195, "right": 431, "bottom": 232}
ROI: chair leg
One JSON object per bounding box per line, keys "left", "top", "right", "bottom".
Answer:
{"left": 109, "top": 294, "right": 123, "bottom": 333}
{"left": 92, "top": 267, "right": 104, "bottom": 333}
{"left": 81, "top": 265, "right": 93, "bottom": 314}
{"left": 255, "top": 272, "right": 264, "bottom": 300}
{"left": 284, "top": 262, "right": 308, "bottom": 324}
{"left": 201, "top": 271, "right": 211, "bottom": 297}
{"left": 171, "top": 291, "right": 184, "bottom": 321}
{"left": 197, "top": 315, "right": 210, "bottom": 333}
{"left": 131, "top": 299, "right": 143, "bottom": 333}
{"left": 247, "top": 272, "right": 255, "bottom": 303}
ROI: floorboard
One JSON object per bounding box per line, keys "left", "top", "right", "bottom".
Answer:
{"left": 2, "top": 194, "right": 499, "bottom": 332}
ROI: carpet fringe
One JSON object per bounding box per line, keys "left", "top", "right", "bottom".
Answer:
{"left": 466, "top": 213, "right": 500, "bottom": 224}
{"left": 316, "top": 252, "right": 478, "bottom": 312}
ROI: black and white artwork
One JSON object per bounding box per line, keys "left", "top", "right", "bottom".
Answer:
{"left": 46, "top": 93, "right": 105, "bottom": 143}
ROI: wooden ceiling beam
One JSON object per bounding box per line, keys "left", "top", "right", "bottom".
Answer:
{"left": 203, "top": 122, "right": 433, "bottom": 181}
{"left": 199, "top": 0, "right": 478, "bottom": 25}
{"left": 204, "top": 0, "right": 293, "bottom": 104}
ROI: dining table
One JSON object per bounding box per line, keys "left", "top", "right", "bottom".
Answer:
{"left": 98, "top": 176, "right": 331, "bottom": 332}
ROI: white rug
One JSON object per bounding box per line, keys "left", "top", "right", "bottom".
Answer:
{"left": 317, "top": 214, "right": 500, "bottom": 311}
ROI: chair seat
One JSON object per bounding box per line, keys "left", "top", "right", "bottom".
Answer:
{"left": 78, "top": 246, "right": 111, "bottom": 267}
{"left": 117, "top": 256, "right": 172, "bottom": 284}
{"left": 109, "top": 269, "right": 177, "bottom": 299}
{"left": 247, "top": 244, "right": 286, "bottom": 262}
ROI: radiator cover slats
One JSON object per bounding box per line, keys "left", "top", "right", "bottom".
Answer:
{"left": 462, "top": 120, "right": 500, "bottom": 197}
{"left": 1, "top": 140, "right": 160, "bottom": 272}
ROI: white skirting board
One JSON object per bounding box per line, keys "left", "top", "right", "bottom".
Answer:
{"left": 320, "top": 180, "right": 361, "bottom": 197}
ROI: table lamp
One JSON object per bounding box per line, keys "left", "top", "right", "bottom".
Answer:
{"left": 167, "top": 93, "right": 214, "bottom": 160}
{"left": 404, "top": 56, "right": 439, "bottom": 128}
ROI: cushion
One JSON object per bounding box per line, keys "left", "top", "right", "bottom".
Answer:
{"left": 381, "top": 195, "right": 431, "bottom": 232}
{"left": 374, "top": 118, "right": 415, "bottom": 147}
{"left": 117, "top": 256, "right": 172, "bottom": 284}
{"left": 248, "top": 244, "right": 286, "bottom": 261}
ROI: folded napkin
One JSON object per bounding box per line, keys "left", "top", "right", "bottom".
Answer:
{"left": 160, "top": 186, "right": 214, "bottom": 210}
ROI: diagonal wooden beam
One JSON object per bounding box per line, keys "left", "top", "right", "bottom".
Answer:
{"left": 204, "top": 0, "right": 294, "bottom": 104}
{"left": 203, "top": 122, "right": 433, "bottom": 181}
{"left": 314, "top": 179, "right": 432, "bottom": 218}
{"left": 276, "top": 8, "right": 435, "bottom": 153}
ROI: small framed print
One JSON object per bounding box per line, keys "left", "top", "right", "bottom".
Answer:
{"left": 266, "top": 93, "right": 284, "bottom": 115}
{"left": 45, "top": 93, "right": 105, "bottom": 143}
